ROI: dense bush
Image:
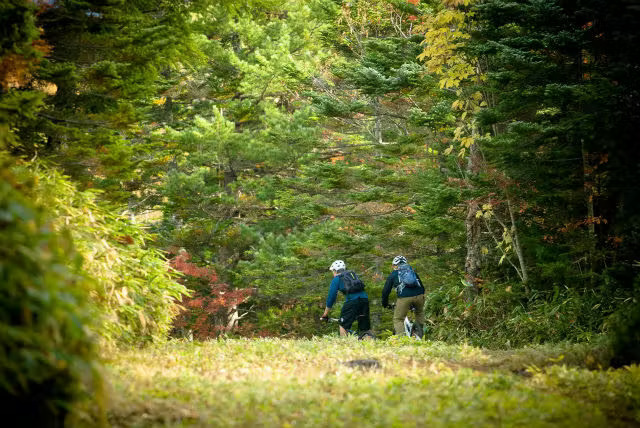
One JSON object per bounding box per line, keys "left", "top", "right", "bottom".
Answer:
{"left": 0, "top": 161, "right": 101, "bottom": 426}
{"left": 18, "top": 165, "right": 189, "bottom": 346}
{"left": 423, "top": 279, "right": 626, "bottom": 349}
{"left": 607, "top": 279, "right": 640, "bottom": 366}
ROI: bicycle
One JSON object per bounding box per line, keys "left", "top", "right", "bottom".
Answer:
{"left": 388, "top": 303, "right": 422, "bottom": 339}
{"left": 321, "top": 316, "right": 375, "bottom": 340}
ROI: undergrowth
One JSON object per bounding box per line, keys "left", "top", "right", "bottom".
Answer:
{"left": 103, "top": 337, "right": 638, "bottom": 427}
{"left": 423, "top": 281, "right": 633, "bottom": 349}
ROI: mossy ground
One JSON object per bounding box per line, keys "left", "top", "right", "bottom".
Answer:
{"left": 104, "top": 337, "right": 639, "bottom": 427}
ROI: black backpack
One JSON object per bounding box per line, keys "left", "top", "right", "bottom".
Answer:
{"left": 339, "top": 270, "right": 365, "bottom": 294}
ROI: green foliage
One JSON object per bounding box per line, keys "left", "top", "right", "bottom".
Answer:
{"left": 0, "top": 89, "right": 45, "bottom": 150}
{"left": 392, "top": 0, "right": 640, "bottom": 354}
{"left": 0, "top": 0, "right": 47, "bottom": 150}
{"left": 0, "top": 0, "right": 39, "bottom": 57}
{"left": 13, "top": 164, "right": 188, "bottom": 346}
{"left": 5, "top": 0, "right": 207, "bottom": 202}
{"left": 469, "top": 0, "right": 640, "bottom": 286}
{"left": 607, "top": 286, "right": 640, "bottom": 366}
{"left": 0, "top": 157, "right": 102, "bottom": 426}
{"left": 424, "top": 280, "right": 630, "bottom": 348}
{"left": 535, "top": 364, "right": 640, "bottom": 422}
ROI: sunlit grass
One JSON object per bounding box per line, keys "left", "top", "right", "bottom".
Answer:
{"left": 104, "top": 337, "right": 638, "bottom": 427}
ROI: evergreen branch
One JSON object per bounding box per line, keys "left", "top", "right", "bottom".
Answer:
{"left": 324, "top": 204, "right": 408, "bottom": 218}
{"left": 38, "top": 113, "right": 107, "bottom": 126}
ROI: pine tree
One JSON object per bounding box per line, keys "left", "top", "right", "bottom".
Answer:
{"left": 10, "top": 0, "right": 205, "bottom": 203}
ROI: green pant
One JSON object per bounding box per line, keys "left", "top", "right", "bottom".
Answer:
{"left": 393, "top": 294, "right": 425, "bottom": 336}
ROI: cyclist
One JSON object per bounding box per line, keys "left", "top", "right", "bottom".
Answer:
{"left": 320, "top": 260, "right": 372, "bottom": 337}
{"left": 381, "top": 256, "right": 425, "bottom": 338}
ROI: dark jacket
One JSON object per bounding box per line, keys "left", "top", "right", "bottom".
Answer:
{"left": 325, "top": 273, "right": 368, "bottom": 309}
{"left": 381, "top": 266, "right": 424, "bottom": 308}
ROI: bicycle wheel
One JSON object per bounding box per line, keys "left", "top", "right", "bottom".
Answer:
{"left": 410, "top": 325, "right": 421, "bottom": 339}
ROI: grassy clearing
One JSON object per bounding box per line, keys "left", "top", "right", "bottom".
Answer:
{"left": 104, "top": 337, "right": 639, "bottom": 427}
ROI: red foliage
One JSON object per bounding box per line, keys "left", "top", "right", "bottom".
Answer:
{"left": 169, "top": 250, "right": 254, "bottom": 339}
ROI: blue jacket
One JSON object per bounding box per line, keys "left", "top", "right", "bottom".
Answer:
{"left": 381, "top": 266, "right": 425, "bottom": 308}
{"left": 325, "top": 274, "right": 368, "bottom": 309}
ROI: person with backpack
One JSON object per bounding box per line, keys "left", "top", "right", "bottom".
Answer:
{"left": 320, "top": 260, "right": 372, "bottom": 337}
{"left": 381, "top": 256, "right": 425, "bottom": 338}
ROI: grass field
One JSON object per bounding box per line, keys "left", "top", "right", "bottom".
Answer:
{"left": 104, "top": 337, "right": 639, "bottom": 427}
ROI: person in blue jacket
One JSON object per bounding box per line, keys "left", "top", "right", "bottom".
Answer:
{"left": 382, "top": 255, "right": 425, "bottom": 337}
{"left": 320, "top": 259, "right": 372, "bottom": 337}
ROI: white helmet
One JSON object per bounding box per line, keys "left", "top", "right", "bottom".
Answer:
{"left": 392, "top": 255, "right": 407, "bottom": 265}
{"left": 329, "top": 260, "right": 346, "bottom": 271}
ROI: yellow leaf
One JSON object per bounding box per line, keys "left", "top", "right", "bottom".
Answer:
{"left": 460, "top": 137, "right": 474, "bottom": 148}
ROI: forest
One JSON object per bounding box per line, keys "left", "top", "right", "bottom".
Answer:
{"left": 1, "top": 0, "right": 639, "bottom": 426}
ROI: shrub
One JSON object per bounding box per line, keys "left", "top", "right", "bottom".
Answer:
{"left": 0, "top": 161, "right": 101, "bottom": 426}
{"left": 424, "top": 279, "right": 624, "bottom": 348}
{"left": 19, "top": 165, "right": 189, "bottom": 346}
{"left": 169, "top": 250, "right": 254, "bottom": 339}
{"left": 607, "top": 280, "right": 640, "bottom": 367}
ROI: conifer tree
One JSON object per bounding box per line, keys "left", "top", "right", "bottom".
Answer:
{"left": 12, "top": 0, "right": 205, "bottom": 203}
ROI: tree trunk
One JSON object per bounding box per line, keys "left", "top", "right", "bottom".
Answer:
{"left": 464, "top": 197, "right": 481, "bottom": 298}
{"left": 164, "top": 95, "right": 173, "bottom": 124}
{"left": 464, "top": 129, "right": 482, "bottom": 298}
{"left": 506, "top": 192, "right": 529, "bottom": 293}
{"left": 373, "top": 96, "right": 382, "bottom": 144}
{"left": 582, "top": 139, "right": 597, "bottom": 279}
{"left": 225, "top": 306, "right": 239, "bottom": 332}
